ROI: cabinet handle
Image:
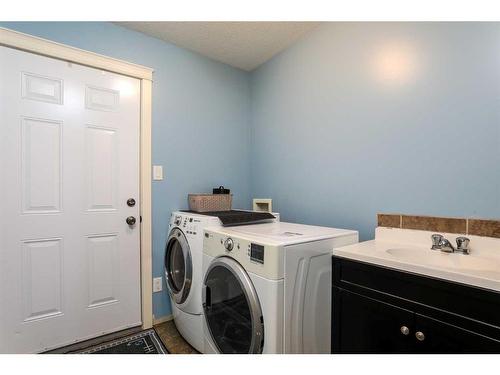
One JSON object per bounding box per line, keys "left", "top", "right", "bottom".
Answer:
{"left": 415, "top": 331, "right": 425, "bottom": 341}
{"left": 400, "top": 326, "right": 410, "bottom": 336}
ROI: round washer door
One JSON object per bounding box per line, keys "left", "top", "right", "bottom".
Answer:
{"left": 164, "top": 228, "right": 192, "bottom": 305}
{"left": 202, "top": 256, "right": 264, "bottom": 354}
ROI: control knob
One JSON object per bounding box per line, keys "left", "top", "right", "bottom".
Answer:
{"left": 224, "top": 238, "right": 234, "bottom": 251}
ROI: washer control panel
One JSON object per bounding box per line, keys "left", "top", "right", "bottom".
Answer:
{"left": 250, "top": 243, "right": 265, "bottom": 264}
{"left": 204, "top": 228, "right": 283, "bottom": 280}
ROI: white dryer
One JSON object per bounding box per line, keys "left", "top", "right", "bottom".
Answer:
{"left": 164, "top": 210, "right": 278, "bottom": 352}
{"left": 202, "top": 222, "right": 358, "bottom": 354}
{"left": 165, "top": 212, "right": 219, "bottom": 352}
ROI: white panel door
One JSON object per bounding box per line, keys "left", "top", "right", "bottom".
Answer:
{"left": 0, "top": 46, "right": 142, "bottom": 353}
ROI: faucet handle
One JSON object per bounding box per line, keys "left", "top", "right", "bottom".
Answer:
{"left": 456, "top": 237, "right": 470, "bottom": 254}
{"left": 431, "top": 234, "right": 443, "bottom": 250}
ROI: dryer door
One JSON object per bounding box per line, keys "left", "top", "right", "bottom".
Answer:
{"left": 202, "top": 256, "right": 264, "bottom": 354}
{"left": 164, "top": 228, "right": 192, "bottom": 305}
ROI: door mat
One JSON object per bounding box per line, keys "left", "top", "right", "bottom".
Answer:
{"left": 75, "top": 329, "right": 168, "bottom": 354}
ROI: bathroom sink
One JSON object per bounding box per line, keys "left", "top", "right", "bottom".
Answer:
{"left": 333, "top": 227, "right": 500, "bottom": 292}
{"left": 385, "top": 247, "right": 500, "bottom": 277}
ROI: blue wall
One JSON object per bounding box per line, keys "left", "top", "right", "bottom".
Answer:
{"left": 3, "top": 22, "right": 500, "bottom": 319}
{"left": 250, "top": 22, "right": 500, "bottom": 241}
{"left": 1, "top": 22, "right": 252, "bottom": 319}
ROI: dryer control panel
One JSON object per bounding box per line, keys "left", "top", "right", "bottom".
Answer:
{"left": 169, "top": 214, "right": 202, "bottom": 235}
{"left": 181, "top": 216, "right": 200, "bottom": 236}
{"left": 174, "top": 215, "right": 182, "bottom": 226}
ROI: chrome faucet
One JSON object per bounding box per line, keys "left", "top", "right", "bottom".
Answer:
{"left": 431, "top": 234, "right": 470, "bottom": 255}
{"left": 439, "top": 238, "right": 455, "bottom": 253}
{"left": 455, "top": 237, "right": 471, "bottom": 255}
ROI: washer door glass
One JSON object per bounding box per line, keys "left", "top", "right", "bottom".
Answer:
{"left": 169, "top": 240, "right": 185, "bottom": 291}
{"left": 203, "top": 257, "right": 264, "bottom": 354}
{"left": 164, "top": 228, "right": 192, "bottom": 304}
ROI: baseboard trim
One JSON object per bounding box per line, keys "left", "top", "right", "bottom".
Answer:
{"left": 153, "top": 314, "right": 173, "bottom": 325}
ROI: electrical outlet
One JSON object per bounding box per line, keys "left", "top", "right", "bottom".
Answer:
{"left": 153, "top": 277, "right": 163, "bottom": 293}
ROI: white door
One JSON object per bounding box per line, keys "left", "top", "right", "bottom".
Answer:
{"left": 0, "top": 46, "right": 142, "bottom": 353}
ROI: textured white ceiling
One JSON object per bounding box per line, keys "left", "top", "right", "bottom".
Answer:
{"left": 114, "top": 22, "right": 321, "bottom": 71}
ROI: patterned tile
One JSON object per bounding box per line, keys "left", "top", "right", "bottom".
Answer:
{"left": 377, "top": 214, "right": 401, "bottom": 228}
{"left": 468, "top": 219, "right": 500, "bottom": 239}
{"left": 401, "top": 215, "right": 466, "bottom": 234}
{"left": 154, "top": 320, "right": 198, "bottom": 354}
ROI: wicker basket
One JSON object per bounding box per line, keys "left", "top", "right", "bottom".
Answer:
{"left": 188, "top": 193, "right": 232, "bottom": 212}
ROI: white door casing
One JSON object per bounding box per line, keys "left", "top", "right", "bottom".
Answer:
{"left": 0, "top": 46, "right": 142, "bottom": 353}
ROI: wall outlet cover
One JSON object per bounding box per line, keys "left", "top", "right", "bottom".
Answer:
{"left": 153, "top": 277, "right": 163, "bottom": 292}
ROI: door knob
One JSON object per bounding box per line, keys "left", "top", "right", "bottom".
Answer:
{"left": 400, "top": 326, "right": 410, "bottom": 336}
{"left": 415, "top": 331, "right": 425, "bottom": 341}
{"left": 127, "top": 198, "right": 136, "bottom": 207}
{"left": 126, "top": 216, "right": 136, "bottom": 226}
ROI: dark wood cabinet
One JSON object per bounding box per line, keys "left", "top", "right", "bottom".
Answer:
{"left": 413, "top": 314, "right": 500, "bottom": 353}
{"left": 332, "top": 256, "right": 500, "bottom": 354}
{"left": 333, "top": 288, "right": 414, "bottom": 353}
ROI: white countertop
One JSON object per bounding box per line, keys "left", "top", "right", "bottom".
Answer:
{"left": 333, "top": 227, "right": 500, "bottom": 292}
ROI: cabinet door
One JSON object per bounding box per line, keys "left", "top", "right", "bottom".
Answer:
{"left": 332, "top": 289, "right": 415, "bottom": 353}
{"left": 414, "top": 314, "right": 500, "bottom": 354}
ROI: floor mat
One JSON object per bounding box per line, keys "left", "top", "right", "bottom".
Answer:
{"left": 75, "top": 329, "right": 168, "bottom": 354}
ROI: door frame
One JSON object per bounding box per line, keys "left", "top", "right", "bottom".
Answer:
{"left": 0, "top": 27, "right": 154, "bottom": 330}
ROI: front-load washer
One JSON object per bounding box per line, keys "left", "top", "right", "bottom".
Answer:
{"left": 202, "top": 222, "right": 358, "bottom": 354}
{"left": 164, "top": 210, "right": 279, "bottom": 352}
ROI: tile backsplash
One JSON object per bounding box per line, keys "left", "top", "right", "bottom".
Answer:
{"left": 402, "top": 215, "right": 466, "bottom": 234}
{"left": 377, "top": 214, "right": 500, "bottom": 239}
{"left": 468, "top": 219, "right": 500, "bottom": 239}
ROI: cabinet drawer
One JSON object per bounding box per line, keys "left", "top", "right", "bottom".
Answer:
{"left": 332, "top": 256, "right": 500, "bottom": 336}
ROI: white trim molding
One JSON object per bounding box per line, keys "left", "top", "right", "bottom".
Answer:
{"left": 0, "top": 27, "right": 153, "bottom": 81}
{"left": 140, "top": 79, "right": 154, "bottom": 329}
{"left": 0, "top": 27, "right": 154, "bottom": 330}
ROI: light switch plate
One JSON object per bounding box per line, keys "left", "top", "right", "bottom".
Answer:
{"left": 153, "top": 165, "right": 163, "bottom": 181}
{"left": 153, "top": 277, "right": 163, "bottom": 292}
